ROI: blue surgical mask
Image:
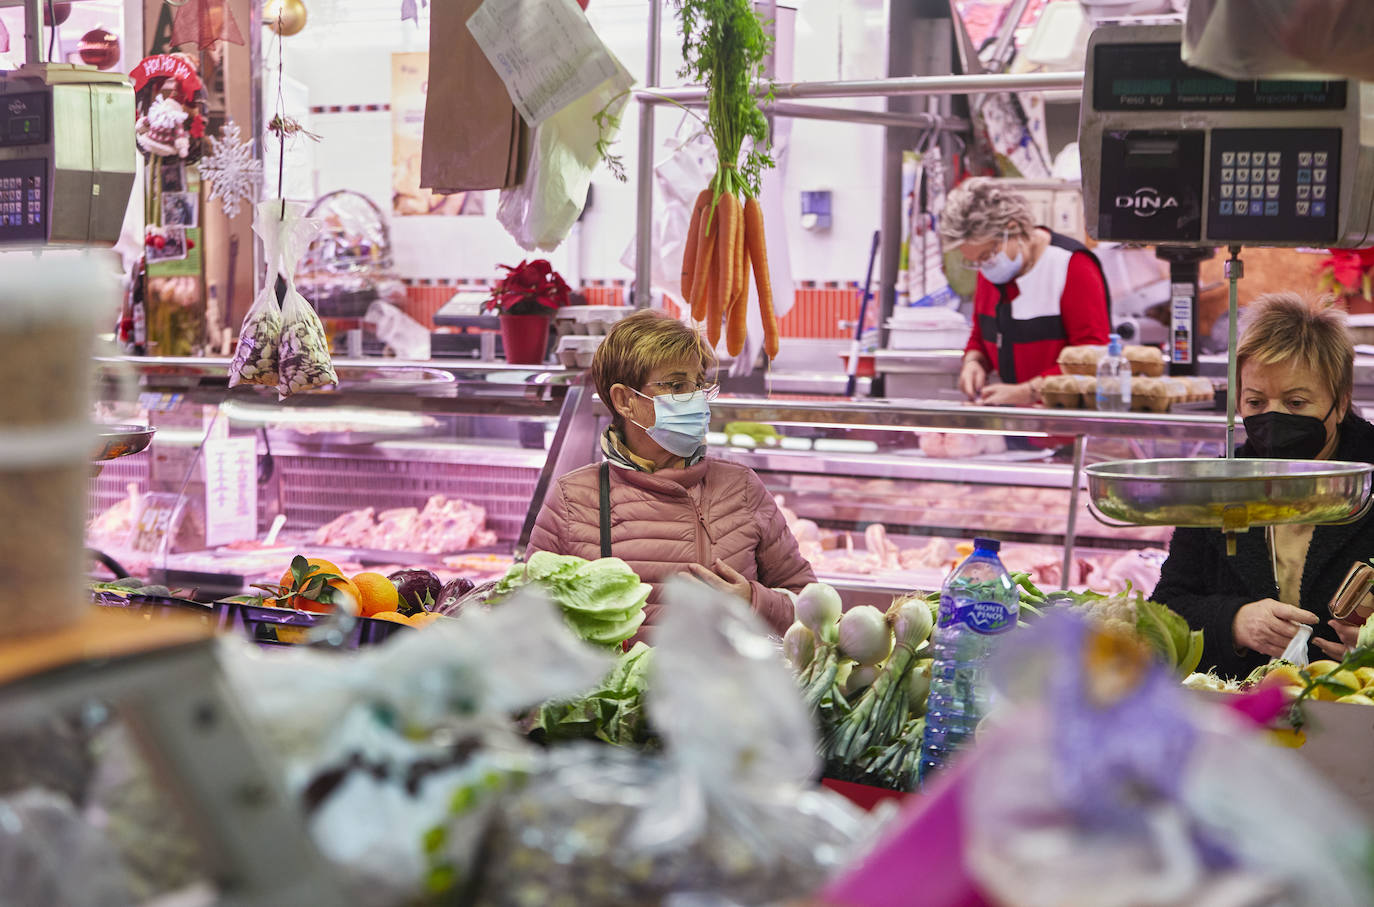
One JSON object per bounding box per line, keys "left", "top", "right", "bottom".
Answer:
{"left": 978, "top": 242, "right": 1024, "bottom": 285}
{"left": 632, "top": 388, "right": 711, "bottom": 458}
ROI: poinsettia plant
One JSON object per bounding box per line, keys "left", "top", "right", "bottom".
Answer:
{"left": 483, "top": 259, "right": 572, "bottom": 316}
{"left": 1317, "top": 247, "right": 1374, "bottom": 302}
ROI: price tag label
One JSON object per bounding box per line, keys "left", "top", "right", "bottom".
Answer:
{"left": 128, "top": 492, "right": 183, "bottom": 554}
{"left": 204, "top": 437, "right": 258, "bottom": 547}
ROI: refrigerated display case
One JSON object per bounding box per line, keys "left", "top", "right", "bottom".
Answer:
{"left": 88, "top": 358, "right": 577, "bottom": 597}
{"left": 91, "top": 357, "right": 1240, "bottom": 607}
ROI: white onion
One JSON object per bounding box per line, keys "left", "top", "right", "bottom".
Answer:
{"left": 842, "top": 663, "right": 881, "bottom": 696}
{"left": 794, "top": 582, "right": 842, "bottom": 635}
{"left": 783, "top": 622, "right": 816, "bottom": 671}
{"left": 890, "top": 597, "right": 935, "bottom": 649}
{"left": 837, "top": 605, "right": 891, "bottom": 666}
{"left": 906, "top": 659, "right": 932, "bottom": 712}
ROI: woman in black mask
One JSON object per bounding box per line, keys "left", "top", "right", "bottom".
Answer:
{"left": 1153, "top": 292, "right": 1374, "bottom": 677}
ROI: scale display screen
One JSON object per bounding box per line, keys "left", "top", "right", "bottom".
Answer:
{"left": 1093, "top": 43, "right": 1346, "bottom": 111}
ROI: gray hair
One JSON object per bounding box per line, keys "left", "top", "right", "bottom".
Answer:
{"left": 938, "top": 177, "right": 1035, "bottom": 247}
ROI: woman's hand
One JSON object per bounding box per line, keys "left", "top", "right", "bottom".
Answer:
{"left": 978, "top": 381, "right": 1036, "bottom": 407}
{"left": 1233, "top": 598, "right": 1319, "bottom": 657}
{"left": 686, "top": 559, "right": 752, "bottom": 602}
{"left": 1313, "top": 617, "right": 1366, "bottom": 659}
{"left": 958, "top": 356, "right": 988, "bottom": 401}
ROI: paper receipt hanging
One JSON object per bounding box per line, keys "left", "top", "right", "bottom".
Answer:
{"left": 466, "top": 0, "right": 630, "bottom": 126}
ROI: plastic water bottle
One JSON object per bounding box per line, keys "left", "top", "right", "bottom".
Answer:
{"left": 918, "top": 537, "right": 1019, "bottom": 784}
{"left": 1095, "top": 332, "right": 1132, "bottom": 412}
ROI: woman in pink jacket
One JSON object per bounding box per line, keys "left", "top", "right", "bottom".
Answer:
{"left": 528, "top": 310, "right": 816, "bottom": 635}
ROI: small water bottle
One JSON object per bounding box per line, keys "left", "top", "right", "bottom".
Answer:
{"left": 918, "top": 537, "right": 1019, "bottom": 784}
{"left": 1095, "top": 333, "right": 1131, "bottom": 412}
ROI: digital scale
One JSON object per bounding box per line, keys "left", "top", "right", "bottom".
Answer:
{"left": 1081, "top": 22, "right": 1374, "bottom": 374}
{"left": 0, "top": 0, "right": 136, "bottom": 247}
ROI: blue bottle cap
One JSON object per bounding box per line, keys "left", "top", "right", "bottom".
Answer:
{"left": 972, "top": 536, "right": 1000, "bottom": 553}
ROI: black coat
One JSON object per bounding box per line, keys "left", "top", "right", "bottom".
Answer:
{"left": 1152, "top": 413, "right": 1374, "bottom": 679}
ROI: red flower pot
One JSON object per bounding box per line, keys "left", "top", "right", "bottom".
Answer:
{"left": 499, "top": 314, "right": 551, "bottom": 364}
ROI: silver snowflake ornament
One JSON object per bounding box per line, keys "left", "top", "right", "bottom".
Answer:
{"left": 201, "top": 120, "right": 263, "bottom": 220}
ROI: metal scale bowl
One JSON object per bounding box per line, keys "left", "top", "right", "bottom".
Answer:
{"left": 94, "top": 424, "right": 156, "bottom": 462}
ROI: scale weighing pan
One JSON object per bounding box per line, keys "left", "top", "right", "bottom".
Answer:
{"left": 1087, "top": 458, "right": 1373, "bottom": 532}
{"left": 94, "top": 424, "right": 156, "bottom": 461}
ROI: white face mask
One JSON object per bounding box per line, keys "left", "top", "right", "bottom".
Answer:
{"left": 977, "top": 237, "right": 1024, "bottom": 285}
{"left": 630, "top": 388, "right": 711, "bottom": 458}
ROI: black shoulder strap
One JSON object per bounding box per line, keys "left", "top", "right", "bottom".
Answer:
{"left": 599, "top": 461, "right": 612, "bottom": 558}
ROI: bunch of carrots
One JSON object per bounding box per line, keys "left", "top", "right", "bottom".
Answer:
{"left": 675, "top": 0, "right": 780, "bottom": 359}
{"left": 681, "top": 177, "right": 779, "bottom": 358}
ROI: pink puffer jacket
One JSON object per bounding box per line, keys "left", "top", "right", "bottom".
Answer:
{"left": 528, "top": 458, "right": 815, "bottom": 635}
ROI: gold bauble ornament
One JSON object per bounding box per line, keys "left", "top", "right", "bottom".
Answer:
{"left": 265, "top": 0, "right": 307, "bottom": 36}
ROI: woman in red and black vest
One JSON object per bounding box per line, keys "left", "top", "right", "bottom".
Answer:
{"left": 940, "top": 178, "right": 1111, "bottom": 407}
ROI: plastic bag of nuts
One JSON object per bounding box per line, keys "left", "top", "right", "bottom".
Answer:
{"left": 226, "top": 285, "right": 282, "bottom": 389}
{"left": 277, "top": 284, "right": 337, "bottom": 397}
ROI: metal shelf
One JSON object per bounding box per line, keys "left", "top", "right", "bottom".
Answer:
{"left": 710, "top": 396, "right": 1231, "bottom": 443}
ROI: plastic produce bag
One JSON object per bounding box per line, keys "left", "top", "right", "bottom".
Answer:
{"left": 619, "top": 131, "right": 716, "bottom": 306}
{"left": 826, "top": 613, "right": 1374, "bottom": 907}
{"left": 1183, "top": 0, "right": 1374, "bottom": 81}
{"left": 0, "top": 788, "right": 137, "bottom": 906}
{"left": 496, "top": 55, "right": 634, "bottom": 251}
{"left": 365, "top": 300, "right": 430, "bottom": 360}
{"left": 270, "top": 201, "right": 337, "bottom": 397}
{"left": 225, "top": 281, "right": 281, "bottom": 389}
{"left": 217, "top": 589, "right": 613, "bottom": 902}
{"left": 467, "top": 577, "right": 870, "bottom": 905}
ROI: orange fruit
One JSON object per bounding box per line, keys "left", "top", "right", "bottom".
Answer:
{"left": 352, "top": 572, "right": 400, "bottom": 617}
{"left": 293, "top": 576, "right": 361, "bottom": 615}
{"left": 278, "top": 557, "right": 344, "bottom": 592}
{"left": 368, "top": 610, "right": 411, "bottom": 626}
{"left": 408, "top": 612, "right": 439, "bottom": 629}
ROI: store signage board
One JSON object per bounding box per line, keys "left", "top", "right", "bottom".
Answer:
{"left": 203, "top": 436, "right": 257, "bottom": 548}
{"left": 466, "top": 0, "right": 628, "bottom": 126}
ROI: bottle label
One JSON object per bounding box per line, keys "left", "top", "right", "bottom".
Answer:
{"left": 941, "top": 597, "right": 1016, "bottom": 635}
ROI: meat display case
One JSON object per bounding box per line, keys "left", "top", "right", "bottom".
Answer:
{"left": 90, "top": 357, "right": 1237, "bottom": 604}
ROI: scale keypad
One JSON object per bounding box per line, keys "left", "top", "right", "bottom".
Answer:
{"left": 0, "top": 160, "right": 46, "bottom": 241}
{"left": 1208, "top": 127, "right": 1340, "bottom": 242}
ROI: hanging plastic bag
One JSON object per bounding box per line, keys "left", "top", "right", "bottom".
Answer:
{"left": 268, "top": 200, "right": 337, "bottom": 398}
{"left": 496, "top": 55, "right": 634, "bottom": 251}
{"left": 1279, "top": 623, "right": 1313, "bottom": 667}
{"left": 467, "top": 577, "right": 870, "bottom": 906}
{"left": 365, "top": 300, "right": 430, "bottom": 360}
{"left": 226, "top": 204, "right": 287, "bottom": 388}
{"left": 619, "top": 130, "right": 716, "bottom": 309}
{"left": 1183, "top": 0, "right": 1374, "bottom": 81}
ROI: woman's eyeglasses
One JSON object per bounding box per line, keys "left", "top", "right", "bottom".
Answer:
{"left": 954, "top": 234, "right": 1009, "bottom": 270}
{"left": 645, "top": 379, "right": 719, "bottom": 403}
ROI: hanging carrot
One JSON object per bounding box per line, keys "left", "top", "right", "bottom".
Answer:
{"left": 681, "top": 187, "right": 712, "bottom": 304}
{"left": 709, "top": 193, "right": 740, "bottom": 346}
{"left": 744, "top": 196, "right": 779, "bottom": 359}
{"left": 689, "top": 200, "right": 716, "bottom": 322}
{"left": 727, "top": 227, "right": 749, "bottom": 356}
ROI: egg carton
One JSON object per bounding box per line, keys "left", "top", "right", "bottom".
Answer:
{"left": 555, "top": 334, "right": 604, "bottom": 368}
{"left": 554, "top": 305, "right": 631, "bottom": 336}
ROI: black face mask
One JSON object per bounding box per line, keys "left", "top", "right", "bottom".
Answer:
{"left": 1242, "top": 401, "right": 1337, "bottom": 460}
